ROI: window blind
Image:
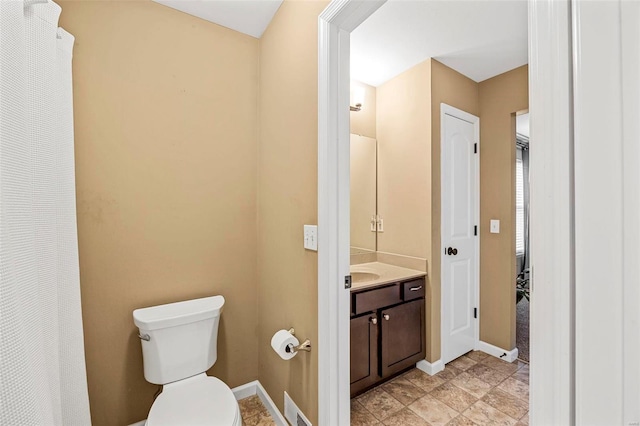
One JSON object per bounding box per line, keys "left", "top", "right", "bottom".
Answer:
{"left": 516, "top": 156, "right": 525, "bottom": 255}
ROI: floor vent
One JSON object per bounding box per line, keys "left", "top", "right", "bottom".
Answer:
{"left": 297, "top": 413, "right": 309, "bottom": 426}
{"left": 284, "top": 391, "right": 311, "bottom": 426}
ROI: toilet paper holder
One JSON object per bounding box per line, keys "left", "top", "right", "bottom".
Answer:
{"left": 284, "top": 328, "right": 312, "bottom": 353}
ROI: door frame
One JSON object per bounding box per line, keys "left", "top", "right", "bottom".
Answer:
{"left": 317, "top": 2, "right": 387, "bottom": 425}
{"left": 317, "top": 0, "right": 575, "bottom": 424}
{"left": 571, "top": 1, "right": 640, "bottom": 423}
{"left": 439, "top": 104, "right": 480, "bottom": 365}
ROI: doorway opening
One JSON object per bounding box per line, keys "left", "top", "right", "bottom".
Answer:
{"left": 317, "top": 1, "right": 574, "bottom": 424}
{"left": 515, "top": 112, "right": 530, "bottom": 363}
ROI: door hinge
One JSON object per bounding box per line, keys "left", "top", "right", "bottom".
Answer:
{"left": 345, "top": 275, "right": 352, "bottom": 289}
{"left": 474, "top": 225, "right": 477, "bottom": 236}
{"left": 474, "top": 307, "right": 478, "bottom": 319}
{"left": 474, "top": 143, "right": 478, "bottom": 154}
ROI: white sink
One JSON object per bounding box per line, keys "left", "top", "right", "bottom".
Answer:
{"left": 349, "top": 262, "right": 426, "bottom": 290}
{"left": 351, "top": 271, "right": 381, "bottom": 283}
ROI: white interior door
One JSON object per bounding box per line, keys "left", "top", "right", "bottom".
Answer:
{"left": 441, "top": 104, "right": 479, "bottom": 365}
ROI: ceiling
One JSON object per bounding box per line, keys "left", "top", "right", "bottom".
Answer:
{"left": 351, "top": 0, "right": 528, "bottom": 86}
{"left": 152, "top": 0, "right": 283, "bottom": 39}
{"left": 151, "top": 0, "right": 527, "bottom": 85}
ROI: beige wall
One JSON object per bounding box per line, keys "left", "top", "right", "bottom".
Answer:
{"left": 376, "top": 60, "right": 439, "bottom": 359}
{"left": 429, "top": 61, "right": 528, "bottom": 357}
{"left": 257, "top": 1, "right": 328, "bottom": 424}
{"left": 350, "top": 80, "right": 377, "bottom": 138}
{"left": 376, "top": 60, "right": 526, "bottom": 361}
{"left": 58, "top": 2, "right": 260, "bottom": 425}
{"left": 478, "top": 65, "right": 528, "bottom": 350}
{"left": 58, "top": 0, "right": 526, "bottom": 422}
{"left": 429, "top": 60, "right": 480, "bottom": 361}
{"left": 373, "top": 59, "right": 482, "bottom": 362}
{"left": 376, "top": 60, "right": 432, "bottom": 260}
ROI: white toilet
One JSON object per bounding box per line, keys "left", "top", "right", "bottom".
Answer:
{"left": 133, "top": 295, "right": 242, "bottom": 426}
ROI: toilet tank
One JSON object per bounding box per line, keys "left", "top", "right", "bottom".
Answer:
{"left": 133, "top": 295, "right": 225, "bottom": 385}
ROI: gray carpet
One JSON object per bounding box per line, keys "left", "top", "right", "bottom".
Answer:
{"left": 516, "top": 298, "right": 530, "bottom": 362}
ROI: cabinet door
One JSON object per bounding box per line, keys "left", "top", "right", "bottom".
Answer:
{"left": 381, "top": 299, "right": 425, "bottom": 377}
{"left": 350, "top": 313, "right": 378, "bottom": 396}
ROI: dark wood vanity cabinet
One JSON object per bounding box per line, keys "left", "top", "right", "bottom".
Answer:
{"left": 350, "top": 277, "right": 426, "bottom": 397}
{"left": 350, "top": 313, "right": 378, "bottom": 391}
{"left": 381, "top": 299, "right": 425, "bottom": 377}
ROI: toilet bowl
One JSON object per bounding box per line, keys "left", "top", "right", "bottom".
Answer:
{"left": 146, "top": 374, "right": 241, "bottom": 426}
{"left": 133, "top": 296, "right": 241, "bottom": 426}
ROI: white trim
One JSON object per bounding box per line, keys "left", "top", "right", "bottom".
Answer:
{"left": 256, "top": 382, "right": 287, "bottom": 426}
{"left": 440, "top": 103, "right": 479, "bottom": 125}
{"left": 128, "top": 421, "right": 146, "bottom": 426}
{"left": 317, "top": 2, "right": 386, "bottom": 425}
{"left": 621, "top": 2, "right": 640, "bottom": 423}
{"left": 231, "top": 380, "right": 259, "bottom": 400}
{"left": 439, "top": 103, "right": 480, "bottom": 365}
{"left": 416, "top": 359, "right": 445, "bottom": 376}
{"left": 528, "top": 0, "right": 574, "bottom": 424}
{"left": 572, "top": 1, "right": 640, "bottom": 423}
{"left": 476, "top": 341, "right": 519, "bottom": 363}
{"left": 232, "top": 380, "right": 288, "bottom": 426}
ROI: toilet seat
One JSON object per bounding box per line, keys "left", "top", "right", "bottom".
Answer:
{"left": 146, "top": 374, "right": 241, "bottom": 426}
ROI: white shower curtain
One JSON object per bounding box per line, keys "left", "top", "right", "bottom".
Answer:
{"left": 0, "top": 0, "right": 91, "bottom": 424}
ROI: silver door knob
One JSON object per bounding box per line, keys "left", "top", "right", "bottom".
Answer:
{"left": 383, "top": 314, "right": 390, "bottom": 321}
{"left": 369, "top": 317, "right": 377, "bottom": 325}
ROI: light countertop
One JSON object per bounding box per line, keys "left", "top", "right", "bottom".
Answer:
{"left": 350, "top": 261, "right": 426, "bottom": 291}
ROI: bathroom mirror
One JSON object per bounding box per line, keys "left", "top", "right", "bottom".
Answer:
{"left": 350, "top": 134, "right": 377, "bottom": 254}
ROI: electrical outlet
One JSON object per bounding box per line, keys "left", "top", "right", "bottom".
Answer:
{"left": 490, "top": 219, "right": 500, "bottom": 234}
{"left": 284, "top": 392, "right": 312, "bottom": 426}
{"left": 303, "top": 225, "right": 318, "bottom": 251}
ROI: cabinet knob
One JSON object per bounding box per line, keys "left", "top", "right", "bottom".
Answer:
{"left": 383, "top": 314, "right": 390, "bottom": 321}
{"left": 369, "top": 316, "right": 377, "bottom": 325}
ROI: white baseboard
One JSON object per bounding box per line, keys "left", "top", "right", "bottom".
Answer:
{"left": 477, "top": 340, "right": 519, "bottom": 363}
{"left": 232, "top": 380, "right": 287, "bottom": 426}
{"left": 231, "top": 380, "right": 259, "bottom": 400}
{"left": 416, "top": 359, "right": 445, "bottom": 376}
{"left": 128, "top": 421, "right": 146, "bottom": 426}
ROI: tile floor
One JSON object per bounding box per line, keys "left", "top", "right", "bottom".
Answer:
{"left": 352, "top": 351, "right": 529, "bottom": 426}
{"left": 238, "top": 395, "right": 277, "bottom": 426}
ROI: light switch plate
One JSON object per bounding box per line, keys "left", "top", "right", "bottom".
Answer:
{"left": 490, "top": 219, "right": 500, "bottom": 234}
{"left": 303, "top": 225, "right": 318, "bottom": 251}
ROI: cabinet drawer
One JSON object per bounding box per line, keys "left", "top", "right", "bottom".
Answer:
{"left": 402, "top": 279, "right": 425, "bottom": 301}
{"left": 353, "top": 284, "right": 400, "bottom": 315}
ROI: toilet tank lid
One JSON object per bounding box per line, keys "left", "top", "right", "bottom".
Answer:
{"left": 133, "top": 295, "right": 225, "bottom": 331}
